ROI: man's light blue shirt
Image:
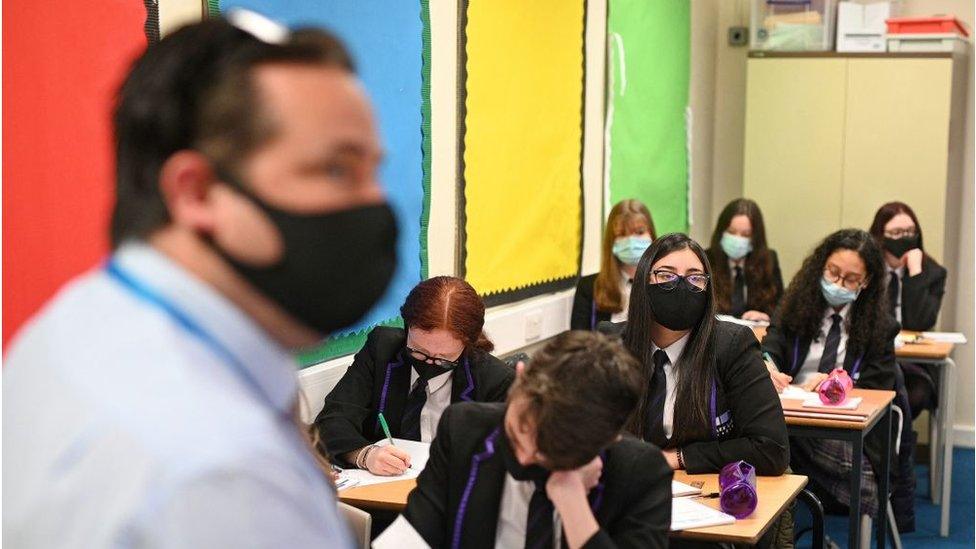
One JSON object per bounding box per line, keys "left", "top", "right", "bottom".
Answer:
{"left": 3, "top": 243, "right": 352, "bottom": 548}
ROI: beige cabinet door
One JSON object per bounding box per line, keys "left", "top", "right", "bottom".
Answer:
{"left": 743, "top": 58, "right": 849, "bottom": 281}
{"left": 841, "top": 58, "right": 953, "bottom": 264}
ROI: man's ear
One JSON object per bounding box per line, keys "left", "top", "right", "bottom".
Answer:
{"left": 158, "top": 150, "right": 220, "bottom": 234}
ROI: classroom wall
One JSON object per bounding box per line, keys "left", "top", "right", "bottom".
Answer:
{"left": 703, "top": 0, "right": 976, "bottom": 445}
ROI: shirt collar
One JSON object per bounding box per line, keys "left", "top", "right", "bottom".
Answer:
{"left": 111, "top": 242, "right": 299, "bottom": 416}
{"left": 651, "top": 332, "right": 692, "bottom": 366}
{"left": 823, "top": 303, "right": 851, "bottom": 324}
{"left": 729, "top": 257, "right": 746, "bottom": 270}
{"left": 886, "top": 263, "right": 905, "bottom": 278}
{"left": 410, "top": 367, "right": 453, "bottom": 393}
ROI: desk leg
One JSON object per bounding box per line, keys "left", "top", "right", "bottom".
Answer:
{"left": 931, "top": 361, "right": 944, "bottom": 504}
{"left": 850, "top": 433, "right": 863, "bottom": 549}
{"left": 940, "top": 358, "right": 956, "bottom": 537}
{"left": 797, "top": 489, "right": 825, "bottom": 549}
{"left": 876, "top": 405, "right": 892, "bottom": 549}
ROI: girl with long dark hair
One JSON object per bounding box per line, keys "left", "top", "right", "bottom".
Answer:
{"left": 571, "top": 199, "right": 656, "bottom": 330}
{"left": 601, "top": 233, "right": 788, "bottom": 475}
{"left": 762, "top": 229, "right": 899, "bottom": 522}
{"left": 705, "top": 198, "right": 784, "bottom": 321}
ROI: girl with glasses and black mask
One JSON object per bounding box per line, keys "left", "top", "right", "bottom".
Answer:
{"left": 599, "top": 233, "right": 789, "bottom": 478}
{"left": 762, "top": 229, "right": 899, "bottom": 525}
{"left": 313, "top": 276, "right": 514, "bottom": 476}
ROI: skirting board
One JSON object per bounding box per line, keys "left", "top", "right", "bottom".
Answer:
{"left": 298, "top": 289, "right": 574, "bottom": 422}
{"left": 954, "top": 424, "right": 975, "bottom": 449}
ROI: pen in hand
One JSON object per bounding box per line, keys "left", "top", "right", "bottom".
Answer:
{"left": 377, "top": 412, "right": 412, "bottom": 470}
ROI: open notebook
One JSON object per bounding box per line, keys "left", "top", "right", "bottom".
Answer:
{"left": 336, "top": 438, "right": 430, "bottom": 490}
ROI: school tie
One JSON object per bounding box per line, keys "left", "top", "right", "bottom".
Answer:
{"left": 817, "top": 314, "right": 843, "bottom": 373}
{"left": 732, "top": 266, "right": 747, "bottom": 317}
{"left": 888, "top": 271, "right": 900, "bottom": 318}
{"left": 400, "top": 376, "right": 429, "bottom": 441}
{"left": 524, "top": 483, "right": 555, "bottom": 549}
{"left": 646, "top": 349, "right": 670, "bottom": 448}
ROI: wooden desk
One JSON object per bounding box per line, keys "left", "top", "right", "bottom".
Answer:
{"left": 339, "top": 479, "right": 415, "bottom": 512}
{"left": 785, "top": 388, "right": 895, "bottom": 549}
{"left": 670, "top": 472, "right": 808, "bottom": 545}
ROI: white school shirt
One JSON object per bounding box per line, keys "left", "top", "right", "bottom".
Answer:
{"left": 495, "top": 473, "right": 561, "bottom": 548}
{"left": 793, "top": 304, "right": 851, "bottom": 386}
{"left": 651, "top": 332, "right": 691, "bottom": 439}
{"left": 408, "top": 368, "right": 454, "bottom": 442}
{"left": 2, "top": 243, "right": 352, "bottom": 549}
{"left": 886, "top": 264, "right": 905, "bottom": 323}
{"left": 610, "top": 272, "right": 633, "bottom": 323}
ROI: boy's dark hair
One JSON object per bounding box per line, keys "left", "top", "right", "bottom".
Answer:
{"left": 111, "top": 18, "right": 353, "bottom": 247}
{"left": 512, "top": 330, "right": 643, "bottom": 470}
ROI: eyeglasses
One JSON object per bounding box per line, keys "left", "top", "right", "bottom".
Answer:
{"left": 405, "top": 346, "right": 461, "bottom": 369}
{"left": 650, "top": 270, "right": 710, "bottom": 293}
{"left": 883, "top": 228, "right": 917, "bottom": 239}
{"left": 823, "top": 266, "right": 866, "bottom": 291}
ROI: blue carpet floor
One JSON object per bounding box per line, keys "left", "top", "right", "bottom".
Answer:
{"left": 796, "top": 447, "right": 974, "bottom": 548}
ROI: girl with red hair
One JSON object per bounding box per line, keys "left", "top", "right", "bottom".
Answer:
{"left": 313, "top": 276, "right": 513, "bottom": 475}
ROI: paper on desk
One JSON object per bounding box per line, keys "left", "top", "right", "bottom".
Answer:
{"left": 373, "top": 515, "right": 430, "bottom": 548}
{"left": 921, "top": 332, "right": 967, "bottom": 344}
{"left": 670, "top": 497, "right": 736, "bottom": 531}
{"left": 779, "top": 385, "right": 813, "bottom": 399}
{"left": 779, "top": 385, "right": 863, "bottom": 410}
{"left": 716, "top": 314, "right": 770, "bottom": 328}
{"left": 672, "top": 480, "right": 702, "bottom": 497}
{"left": 335, "top": 438, "right": 429, "bottom": 490}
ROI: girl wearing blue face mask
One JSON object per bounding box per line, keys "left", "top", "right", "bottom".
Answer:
{"left": 762, "top": 229, "right": 898, "bottom": 523}
{"left": 571, "top": 199, "right": 656, "bottom": 330}
{"left": 705, "top": 199, "right": 783, "bottom": 322}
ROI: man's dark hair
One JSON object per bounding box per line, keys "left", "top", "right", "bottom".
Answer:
{"left": 111, "top": 17, "right": 354, "bottom": 247}
{"left": 512, "top": 330, "right": 643, "bottom": 470}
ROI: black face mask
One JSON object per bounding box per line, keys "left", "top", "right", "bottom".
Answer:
{"left": 883, "top": 236, "right": 920, "bottom": 259}
{"left": 499, "top": 422, "right": 550, "bottom": 485}
{"left": 402, "top": 351, "right": 456, "bottom": 380}
{"left": 215, "top": 174, "right": 398, "bottom": 336}
{"left": 647, "top": 279, "right": 707, "bottom": 331}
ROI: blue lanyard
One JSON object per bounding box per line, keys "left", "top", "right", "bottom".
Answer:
{"left": 105, "top": 260, "right": 283, "bottom": 415}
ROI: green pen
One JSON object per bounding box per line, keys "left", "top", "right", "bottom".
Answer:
{"left": 377, "top": 412, "right": 411, "bottom": 469}
{"left": 762, "top": 352, "right": 775, "bottom": 366}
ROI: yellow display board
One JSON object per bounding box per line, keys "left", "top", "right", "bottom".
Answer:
{"left": 461, "top": 0, "right": 584, "bottom": 301}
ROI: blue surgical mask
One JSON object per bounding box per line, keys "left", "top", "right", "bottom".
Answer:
{"left": 720, "top": 232, "right": 752, "bottom": 260}
{"left": 820, "top": 276, "right": 859, "bottom": 307}
{"left": 612, "top": 236, "right": 652, "bottom": 266}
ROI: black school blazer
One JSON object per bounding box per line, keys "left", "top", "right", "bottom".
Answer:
{"left": 761, "top": 313, "right": 899, "bottom": 468}
{"left": 571, "top": 274, "right": 612, "bottom": 330}
{"left": 899, "top": 257, "right": 947, "bottom": 331}
{"left": 402, "top": 402, "right": 673, "bottom": 549}
{"left": 599, "top": 320, "right": 789, "bottom": 476}
{"left": 704, "top": 247, "right": 785, "bottom": 317}
{"left": 313, "top": 326, "right": 514, "bottom": 463}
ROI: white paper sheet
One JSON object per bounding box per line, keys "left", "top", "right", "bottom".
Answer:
{"left": 373, "top": 516, "right": 430, "bottom": 548}
{"left": 672, "top": 480, "right": 703, "bottom": 497}
{"left": 921, "top": 332, "right": 968, "bottom": 344}
{"left": 336, "top": 438, "right": 430, "bottom": 490}
{"left": 716, "top": 314, "right": 770, "bottom": 328}
{"left": 670, "top": 497, "right": 736, "bottom": 531}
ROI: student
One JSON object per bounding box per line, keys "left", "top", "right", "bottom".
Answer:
{"left": 705, "top": 198, "right": 783, "bottom": 321}
{"left": 389, "top": 331, "right": 672, "bottom": 549}
{"left": 602, "top": 233, "right": 789, "bottom": 476}
{"left": 571, "top": 199, "right": 656, "bottom": 330}
{"left": 314, "top": 276, "right": 514, "bottom": 474}
{"left": 762, "top": 229, "right": 898, "bottom": 521}
{"left": 869, "top": 201, "right": 947, "bottom": 417}
{"left": 3, "top": 13, "right": 384, "bottom": 547}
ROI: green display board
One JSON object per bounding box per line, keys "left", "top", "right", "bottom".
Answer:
{"left": 606, "top": 0, "right": 690, "bottom": 234}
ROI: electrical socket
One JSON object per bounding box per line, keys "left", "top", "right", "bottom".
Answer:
{"left": 728, "top": 26, "right": 748, "bottom": 47}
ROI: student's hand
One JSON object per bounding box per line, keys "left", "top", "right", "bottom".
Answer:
{"left": 765, "top": 361, "right": 792, "bottom": 393}
{"left": 546, "top": 456, "right": 603, "bottom": 501}
{"left": 742, "top": 310, "right": 770, "bottom": 322}
{"left": 365, "top": 445, "right": 411, "bottom": 476}
{"left": 799, "top": 373, "right": 829, "bottom": 393}
{"left": 662, "top": 449, "right": 681, "bottom": 470}
{"left": 904, "top": 248, "right": 924, "bottom": 276}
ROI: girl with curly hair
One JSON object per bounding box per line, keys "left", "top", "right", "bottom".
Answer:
{"left": 762, "top": 229, "right": 899, "bottom": 522}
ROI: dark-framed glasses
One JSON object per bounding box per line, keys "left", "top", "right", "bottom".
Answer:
{"left": 822, "top": 266, "right": 866, "bottom": 291}
{"left": 650, "top": 270, "right": 710, "bottom": 293}
{"left": 405, "top": 346, "right": 461, "bottom": 369}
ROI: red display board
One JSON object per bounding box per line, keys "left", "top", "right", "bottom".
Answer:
{"left": 3, "top": 1, "right": 147, "bottom": 347}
